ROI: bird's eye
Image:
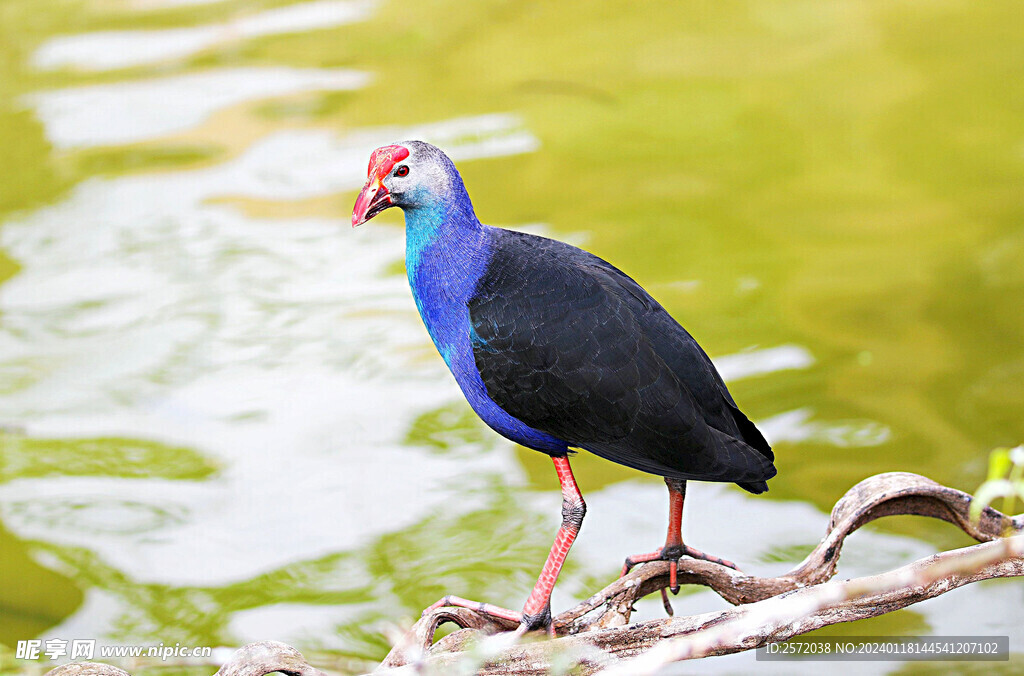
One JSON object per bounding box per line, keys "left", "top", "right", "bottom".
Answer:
{"left": 395, "top": 165, "right": 410, "bottom": 177}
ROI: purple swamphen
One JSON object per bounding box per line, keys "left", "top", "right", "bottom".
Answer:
{"left": 352, "top": 142, "right": 776, "bottom": 632}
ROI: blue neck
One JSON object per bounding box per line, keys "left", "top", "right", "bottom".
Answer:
{"left": 399, "top": 175, "right": 569, "bottom": 455}
{"left": 403, "top": 188, "right": 482, "bottom": 279}
{"left": 402, "top": 183, "right": 488, "bottom": 366}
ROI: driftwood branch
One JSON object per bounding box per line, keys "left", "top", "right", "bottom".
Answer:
{"left": 40, "top": 473, "right": 1023, "bottom": 676}
{"left": 597, "top": 533, "right": 1024, "bottom": 676}
{"left": 377, "top": 472, "right": 1024, "bottom": 674}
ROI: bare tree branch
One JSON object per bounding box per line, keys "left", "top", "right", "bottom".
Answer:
{"left": 596, "top": 533, "right": 1024, "bottom": 676}
{"left": 377, "top": 472, "right": 1024, "bottom": 674}
{"left": 40, "top": 473, "right": 1024, "bottom": 676}
{"left": 44, "top": 664, "right": 131, "bottom": 676}
{"left": 213, "top": 641, "right": 329, "bottom": 676}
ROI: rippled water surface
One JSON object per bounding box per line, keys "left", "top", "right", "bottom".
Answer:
{"left": 1, "top": 1, "right": 1022, "bottom": 673}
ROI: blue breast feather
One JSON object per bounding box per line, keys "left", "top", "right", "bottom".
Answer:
{"left": 404, "top": 195, "right": 567, "bottom": 454}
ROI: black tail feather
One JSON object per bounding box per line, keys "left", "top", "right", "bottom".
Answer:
{"left": 728, "top": 407, "right": 774, "bottom": 494}
{"left": 730, "top": 406, "right": 773, "bottom": 461}
{"left": 737, "top": 479, "right": 770, "bottom": 494}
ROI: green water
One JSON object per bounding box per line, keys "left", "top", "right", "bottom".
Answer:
{"left": 0, "top": 1, "right": 1022, "bottom": 673}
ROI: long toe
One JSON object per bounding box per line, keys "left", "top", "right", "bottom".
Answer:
{"left": 423, "top": 595, "right": 523, "bottom": 625}
{"left": 681, "top": 545, "right": 740, "bottom": 571}
{"left": 621, "top": 548, "right": 665, "bottom": 576}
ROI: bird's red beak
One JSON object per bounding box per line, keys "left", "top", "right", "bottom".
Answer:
{"left": 351, "top": 144, "right": 410, "bottom": 227}
{"left": 351, "top": 177, "right": 390, "bottom": 227}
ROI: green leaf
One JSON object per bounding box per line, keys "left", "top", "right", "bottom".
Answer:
{"left": 986, "top": 447, "right": 1013, "bottom": 482}
{"left": 970, "top": 479, "right": 1017, "bottom": 522}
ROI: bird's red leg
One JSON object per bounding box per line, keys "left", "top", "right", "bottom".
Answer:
{"left": 422, "top": 455, "right": 585, "bottom": 634}
{"left": 518, "top": 455, "right": 586, "bottom": 631}
{"left": 621, "top": 479, "right": 738, "bottom": 595}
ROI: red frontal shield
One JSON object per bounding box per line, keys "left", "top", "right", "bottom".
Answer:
{"left": 352, "top": 145, "right": 410, "bottom": 226}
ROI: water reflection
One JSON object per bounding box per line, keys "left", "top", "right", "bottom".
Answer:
{"left": 714, "top": 343, "right": 814, "bottom": 381}
{"left": 28, "top": 68, "right": 372, "bottom": 148}
{"left": 761, "top": 407, "right": 891, "bottom": 448}
{"left": 6, "top": 494, "right": 188, "bottom": 535}
{"left": 33, "top": 1, "right": 379, "bottom": 72}
{"left": 0, "top": 521, "right": 84, "bottom": 648}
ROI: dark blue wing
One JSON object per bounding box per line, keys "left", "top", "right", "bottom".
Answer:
{"left": 468, "top": 228, "right": 775, "bottom": 490}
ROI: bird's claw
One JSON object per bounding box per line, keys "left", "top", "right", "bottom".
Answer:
{"left": 660, "top": 587, "right": 675, "bottom": 616}
{"left": 620, "top": 545, "right": 740, "bottom": 598}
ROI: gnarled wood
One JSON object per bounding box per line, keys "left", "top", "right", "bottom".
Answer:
{"left": 373, "top": 534, "right": 1023, "bottom": 675}
{"left": 44, "top": 664, "right": 131, "bottom": 676}
{"left": 38, "top": 473, "right": 1024, "bottom": 676}
{"left": 379, "top": 472, "right": 1023, "bottom": 672}
{"left": 213, "top": 641, "right": 327, "bottom": 676}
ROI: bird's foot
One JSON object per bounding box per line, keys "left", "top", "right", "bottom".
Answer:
{"left": 422, "top": 596, "right": 553, "bottom": 636}
{"left": 620, "top": 545, "right": 739, "bottom": 594}
{"left": 518, "top": 606, "right": 554, "bottom": 636}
